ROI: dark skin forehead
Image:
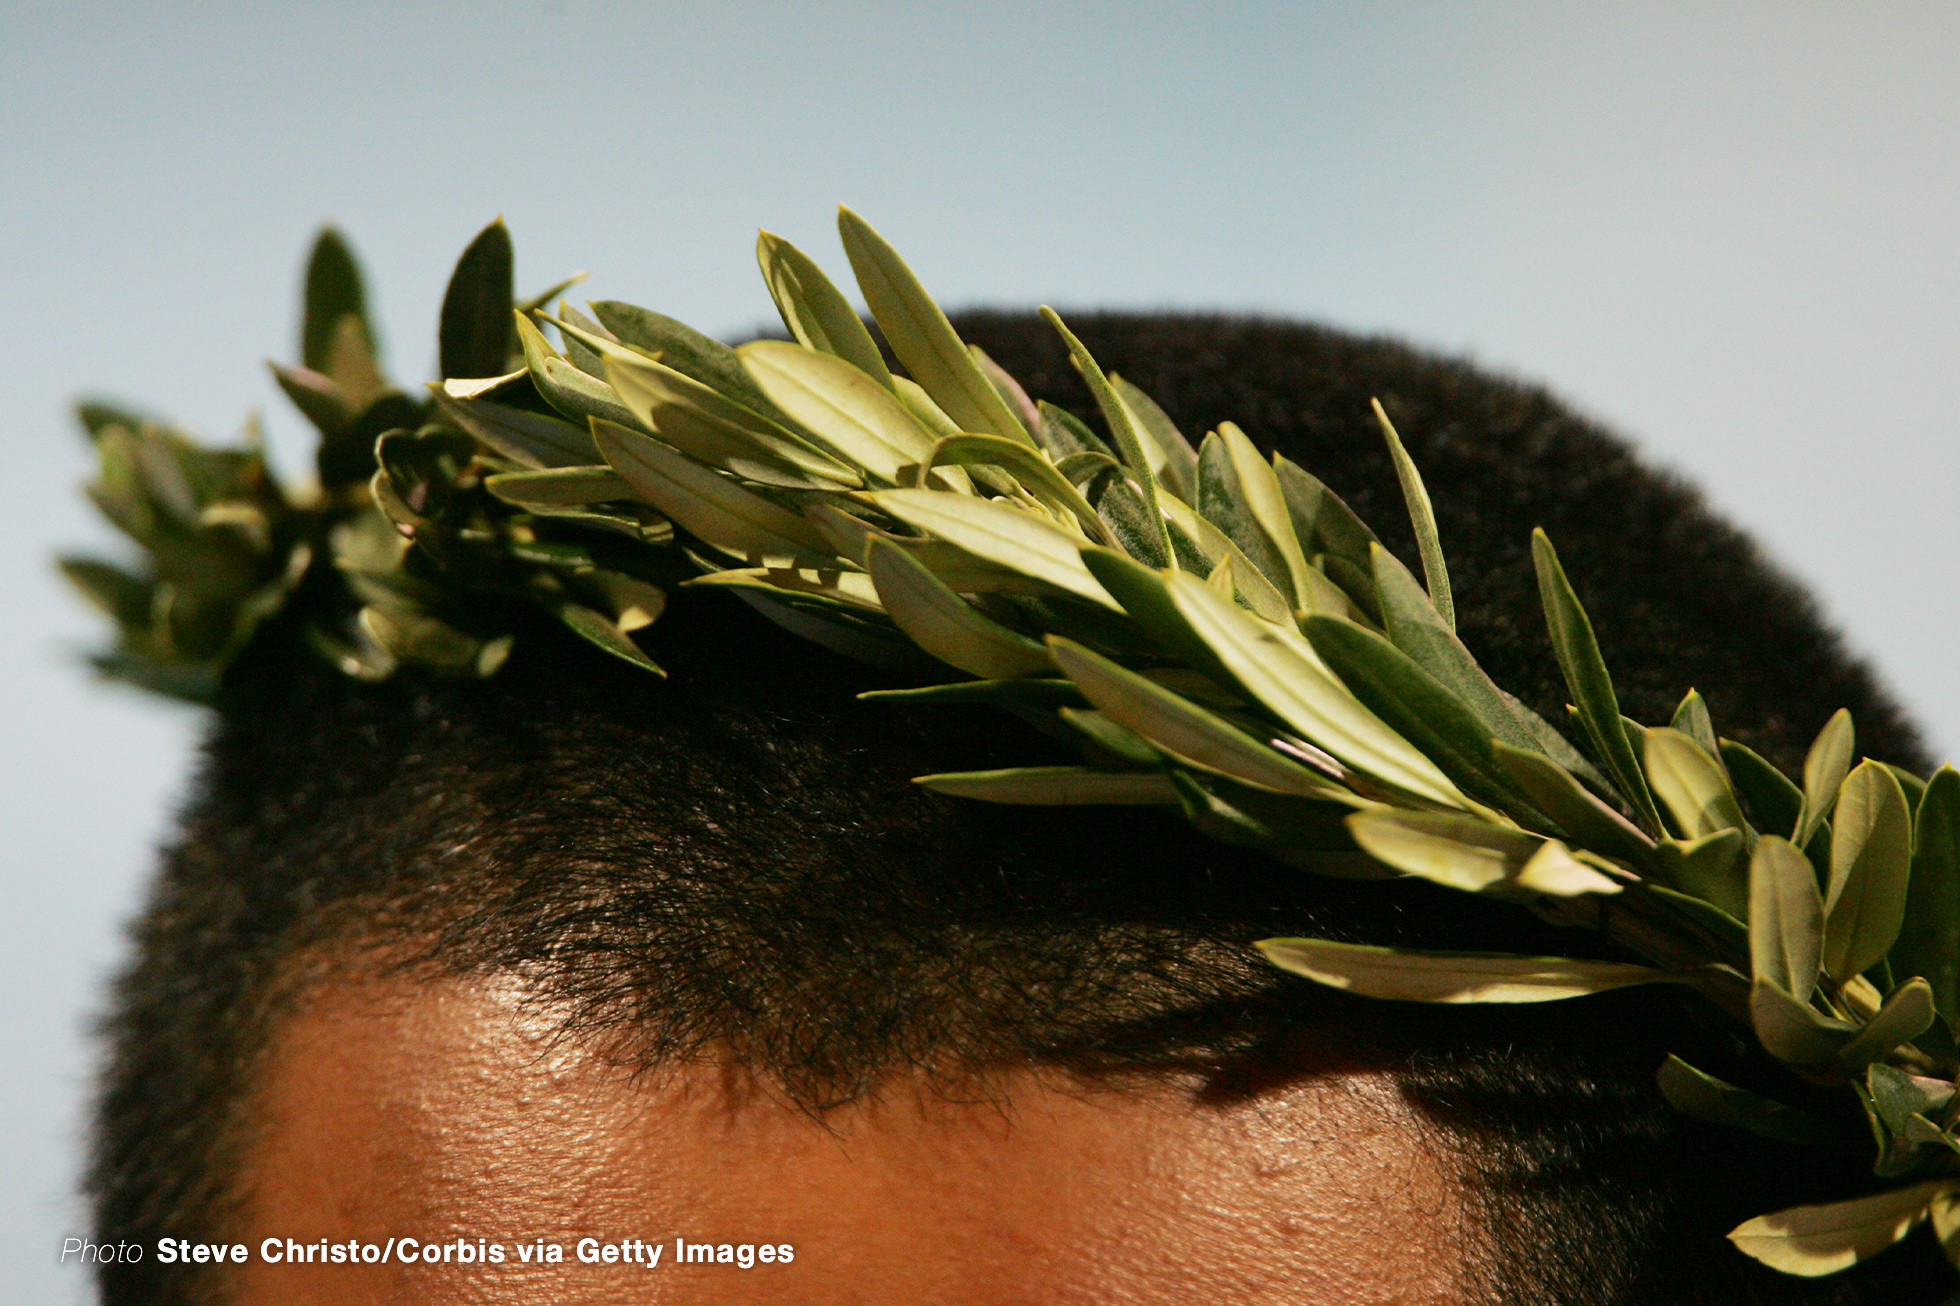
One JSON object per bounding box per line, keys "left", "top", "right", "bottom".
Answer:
{"left": 226, "top": 969, "right": 1465, "bottom": 1304}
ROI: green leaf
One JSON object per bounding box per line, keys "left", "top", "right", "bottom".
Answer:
{"left": 925, "top": 434, "right": 1107, "bottom": 540}
{"left": 301, "top": 226, "right": 375, "bottom": 374}
{"left": 592, "top": 420, "right": 833, "bottom": 567}
{"left": 1258, "top": 938, "right": 1681, "bottom": 1003}
{"left": 836, "top": 207, "right": 1029, "bottom": 443}
{"left": 360, "top": 604, "right": 496, "bottom": 675}
{"left": 1035, "top": 401, "right": 1114, "bottom": 461}
{"left": 864, "top": 539, "right": 1053, "bottom": 679}
{"left": 1895, "top": 766, "right": 1960, "bottom": 1020}
{"left": 1671, "top": 689, "right": 1722, "bottom": 758}
{"left": 1157, "top": 494, "right": 1290, "bottom": 623}
{"left": 1727, "top": 1179, "right": 1952, "bottom": 1277}
{"left": 1302, "top": 613, "right": 1541, "bottom": 817}
{"left": 1041, "top": 308, "right": 1171, "bottom": 563}
{"left": 1489, "top": 741, "right": 1657, "bottom": 865}
{"left": 869, "top": 489, "right": 1118, "bottom": 609}
{"left": 736, "top": 340, "right": 946, "bottom": 485}
{"left": 1223, "top": 423, "right": 1318, "bottom": 608}
{"left": 601, "top": 351, "right": 863, "bottom": 490}
{"left": 1750, "top": 976, "right": 1858, "bottom": 1065}
{"left": 1531, "top": 529, "right": 1664, "bottom": 832}
{"left": 1749, "top": 836, "right": 1823, "bottom": 1002}
{"left": 914, "top": 766, "right": 1177, "bottom": 805}
{"left": 1657, "top": 828, "right": 1748, "bottom": 921}
{"left": 756, "top": 229, "right": 892, "bottom": 387}
{"left": 1110, "top": 374, "right": 1198, "bottom": 500}
{"left": 1047, "top": 637, "right": 1349, "bottom": 801}
{"left": 971, "top": 344, "right": 1042, "bottom": 432}
{"left": 1166, "top": 572, "right": 1469, "bottom": 809}
{"left": 59, "top": 557, "right": 154, "bottom": 630}
{"left": 1838, "top": 978, "right": 1937, "bottom": 1071}
{"left": 1645, "top": 726, "right": 1749, "bottom": 840}
{"left": 1798, "top": 709, "right": 1856, "bottom": 846}
{"left": 1370, "top": 545, "right": 1543, "bottom": 758}
{"left": 512, "top": 313, "right": 641, "bottom": 431}
{"left": 484, "top": 466, "right": 632, "bottom": 508}
{"left": 1196, "top": 428, "right": 1292, "bottom": 603}
{"left": 685, "top": 565, "right": 884, "bottom": 617}
{"left": 590, "top": 300, "right": 773, "bottom": 411}
{"left": 1722, "top": 738, "right": 1805, "bottom": 837}
{"left": 1372, "top": 399, "right": 1453, "bottom": 629}
{"left": 440, "top": 219, "right": 515, "bottom": 380}
{"left": 1657, "top": 1055, "right": 1840, "bottom": 1147}
{"left": 1346, "top": 808, "right": 1619, "bottom": 896}
{"left": 554, "top": 600, "right": 663, "bottom": 675}
{"left": 1824, "top": 761, "right": 1914, "bottom": 983}
{"left": 858, "top": 678, "right": 1085, "bottom": 708}
{"left": 1271, "top": 456, "right": 1381, "bottom": 576}
{"left": 432, "top": 387, "right": 600, "bottom": 468}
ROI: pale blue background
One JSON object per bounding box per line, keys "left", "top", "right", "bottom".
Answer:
{"left": 4, "top": 3, "right": 1956, "bottom": 1300}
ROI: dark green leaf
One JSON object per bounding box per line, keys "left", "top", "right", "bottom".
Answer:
{"left": 555, "top": 600, "right": 663, "bottom": 675}
{"left": 432, "top": 388, "right": 601, "bottom": 468}
{"left": 1303, "top": 613, "right": 1542, "bottom": 818}
{"left": 1657, "top": 1055, "right": 1840, "bottom": 1147}
{"left": 439, "top": 219, "right": 515, "bottom": 381}
{"left": 1895, "top": 766, "right": 1960, "bottom": 1020}
{"left": 1722, "top": 739, "right": 1806, "bottom": 837}
{"left": 1490, "top": 740, "right": 1657, "bottom": 865}
{"left": 1372, "top": 544, "right": 1544, "bottom": 756}
{"left": 1035, "top": 401, "right": 1114, "bottom": 461}
{"left": 301, "top": 226, "right": 374, "bottom": 374}
{"left": 1041, "top": 308, "right": 1171, "bottom": 563}
{"left": 1531, "top": 528, "right": 1665, "bottom": 833}
{"left": 591, "top": 300, "right": 775, "bottom": 412}
{"left": 1110, "top": 374, "right": 1198, "bottom": 500}
{"left": 1272, "top": 455, "right": 1380, "bottom": 574}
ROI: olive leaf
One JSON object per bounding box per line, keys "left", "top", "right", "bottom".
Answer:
{"left": 837, "top": 207, "right": 1029, "bottom": 444}
{"left": 1728, "top": 1180, "right": 1954, "bottom": 1277}
{"left": 865, "top": 539, "right": 1053, "bottom": 680}
{"left": 1823, "top": 761, "right": 1913, "bottom": 983}
{"left": 1258, "top": 938, "right": 1683, "bottom": 1003}
{"left": 913, "top": 766, "right": 1177, "bottom": 805}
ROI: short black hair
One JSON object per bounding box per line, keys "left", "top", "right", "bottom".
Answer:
{"left": 89, "top": 312, "right": 1945, "bottom": 1304}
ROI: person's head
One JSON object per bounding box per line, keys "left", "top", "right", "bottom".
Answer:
{"left": 89, "top": 311, "right": 1944, "bottom": 1304}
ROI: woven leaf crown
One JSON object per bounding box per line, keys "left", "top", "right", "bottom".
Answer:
{"left": 63, "top": 211, "right": 1960, "bottom": 1281}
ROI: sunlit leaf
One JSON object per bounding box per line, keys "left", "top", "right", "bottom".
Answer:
{"left": 1728, "top": 1180, "right": 1952, "bottom": 1277}
{"left": 1258, "top": 938, "right": 1683, "bottom": 1003}
{"left": 837, "top": 207, "right": 1029, "bottom": 443}
{"left": 1372, "top": 399, "right": 1452, "bottom": 630}
{"left": 1749, "top": 836, "right": 1823, "bottom": 1002}
{"left": 870, "top": 489, "right": 1118, "bottom": 609}
{"left": 757, "top": 229, "right": 893, "bottom": 386}
{"left": 1824, "top": 761, "right": 1914, "bottom": 983}
{"left": 1797, "top": 709, "right": 1855, "bottom": 846}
